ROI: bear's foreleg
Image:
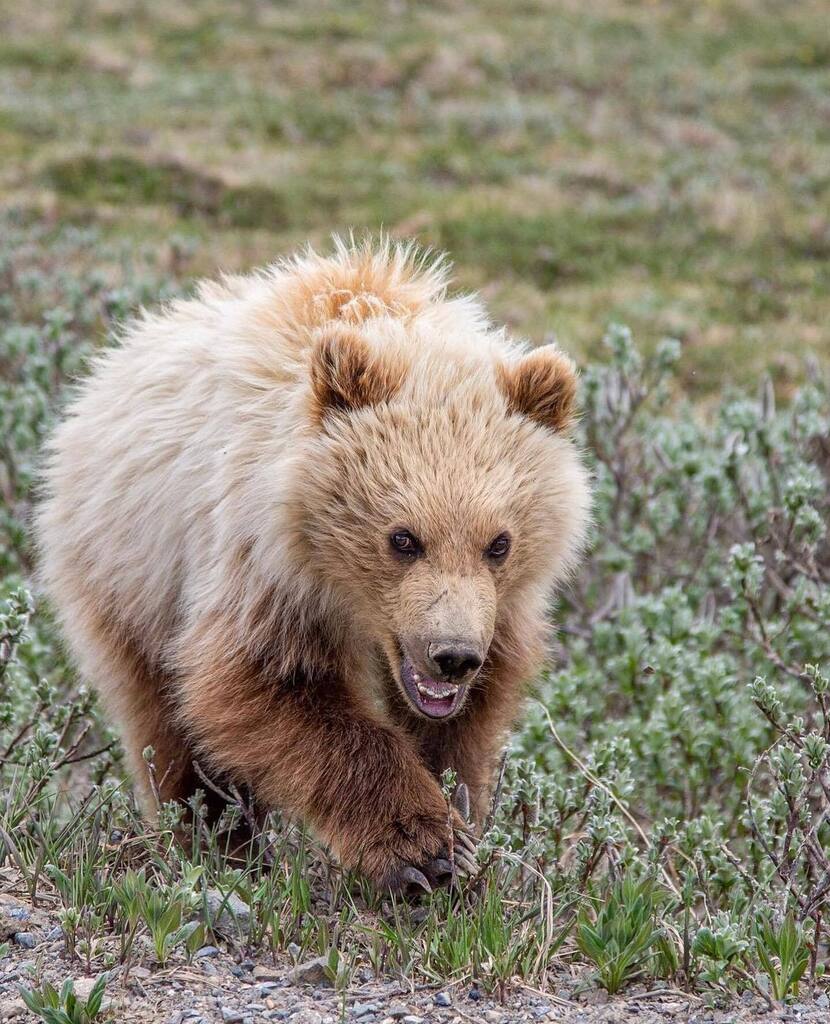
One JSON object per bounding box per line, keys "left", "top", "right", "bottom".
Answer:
{"left": 174, "top": 639, "right": 475, "bottom": 890}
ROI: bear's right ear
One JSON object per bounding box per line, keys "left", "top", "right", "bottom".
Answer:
{"left": 309, "top": 326, "right": 405, "bottom": 423}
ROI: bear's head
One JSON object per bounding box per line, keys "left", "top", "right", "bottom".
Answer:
{"left": 297, "top": 321, "right": 591, "bottom": 721}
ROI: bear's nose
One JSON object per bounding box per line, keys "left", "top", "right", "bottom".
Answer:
{"left": 427, "top": 642, "right": 483, "bottom": 681}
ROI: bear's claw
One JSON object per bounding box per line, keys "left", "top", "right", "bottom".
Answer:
{"left": 452, "top": 781, "right": 471, "bottom": 822}
{"left": 389, "top": 780, "right": 479, "bottom": 896}
{"left": 391, "top": 826, "right": 478, "bottom": 897}
{"left": 449, "top": 781, "right": 478, "bottom": 874}
{"left": 395, "top": 865, "right": 433, "bottom": 895}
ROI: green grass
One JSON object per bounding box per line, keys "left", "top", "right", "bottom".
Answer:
{"left": 1, "top": 0, "right": 828, "bottom": 393}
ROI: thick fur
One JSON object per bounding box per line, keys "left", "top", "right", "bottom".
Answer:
{"left": 36, "top": 238, "right": 591, "bottom": 886}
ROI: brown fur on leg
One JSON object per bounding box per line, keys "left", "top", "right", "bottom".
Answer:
{"left": 173, "top": 614, "right": 464, "bottom": 886}
{"left": 75, "top": 604, "right": 230, "bottom": 820}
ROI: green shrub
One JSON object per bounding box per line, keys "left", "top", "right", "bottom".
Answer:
{"left": 576, "top": 876, "right": 667, "bottom": 994}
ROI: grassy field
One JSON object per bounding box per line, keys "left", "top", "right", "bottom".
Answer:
{"left": 1, "top": 0, "right": 829, "bottom": 393}
{"left": 2, "top": 1, "right": 830, "bottom": 1020}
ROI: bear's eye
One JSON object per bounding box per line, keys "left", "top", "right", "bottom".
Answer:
{"left": 486, "top": 532, "right": 511, "bottom": 560}
{"left": 389, "top": 529, "right": 422, "bottom": 558}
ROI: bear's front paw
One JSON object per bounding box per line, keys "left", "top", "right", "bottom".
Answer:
{"left": 386, "top": 785, "right": 478, "bottom": 896}
{"left": 389, "top": 823, "right": 478, "bottom": 896}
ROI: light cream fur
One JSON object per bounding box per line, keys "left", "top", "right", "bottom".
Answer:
{"left": 36, "top": 237, "right": 592, "bottom": 836}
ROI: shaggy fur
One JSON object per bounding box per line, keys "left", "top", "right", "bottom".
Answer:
{"left": 36, "top": 239, "right": 591, "bottom": 887}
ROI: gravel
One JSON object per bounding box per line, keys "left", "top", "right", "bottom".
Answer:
{"left": 3, "top": 888, "right": 830, "bottom": 1024}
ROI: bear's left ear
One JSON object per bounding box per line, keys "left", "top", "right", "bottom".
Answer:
{"left": 496, "top": 345, "right": 578, "bottom": 433}
{"left": 309, "top": 325, "right": 405, "bottom": 423}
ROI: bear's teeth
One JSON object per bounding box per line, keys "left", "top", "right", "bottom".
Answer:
{"left": 417, "top": 682, "right": 458, "bottom": 700}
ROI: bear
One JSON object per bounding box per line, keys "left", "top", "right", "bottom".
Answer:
{"left": 35, "top": 238, "right": 591, "bottom": 891}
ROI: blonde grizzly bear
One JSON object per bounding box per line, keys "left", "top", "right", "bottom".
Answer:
{"left": 36, "top": 239, "right": 591, "bottom": 891}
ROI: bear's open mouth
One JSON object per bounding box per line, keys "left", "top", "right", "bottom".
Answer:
{"left": 399, "top": 654, "right": 467, "bottom": 719}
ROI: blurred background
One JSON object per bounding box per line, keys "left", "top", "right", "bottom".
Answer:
{"left": 1, "top": 0, "right": 828, "bottom": 396}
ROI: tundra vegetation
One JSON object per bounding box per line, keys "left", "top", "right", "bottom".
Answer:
{"left": 1, "top": 0, "right": 829, "bottom": 1013}
{"left": 1, "top": 220, "right": 828, "bottom": 1007}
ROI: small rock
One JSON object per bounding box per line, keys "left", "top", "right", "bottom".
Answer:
{"left": 402, "top": 1017, "right": 425, "bottom": 1024}
{"left": 1, "top": 1003, "right": 26, "bottom": 1020}
{"left": 534, "top": 1007, "right": 551, "bottom": 1019}
{"left": 483, "top": 1013, "right": 502, "bottom": 1024}
{"left": 556, "top": 990, "right": 571, "bottom": 1002}
{"left": 195, "top": 945, "right": 221, "bottom": 958}
{"left": 205, "top": 889, "right": 252, "bottom": 932}
{"left": 817, "top": 993, "right": 830, "bottom": 1009}
{"left": 220, "top": 1009, "right": 244, "bottom": 1024}
{"left": 290, "top": 1012, "right": 323, "bottom": 1024}
{"left": 72, "top": 977, "right": 99, "bottom": 1001}
{"left": 583, "top": 989, "right": 609, "bottom": 1006}
{"left": 287, "top": 942, "right": 301, "bottom": 959}
{"left": 46, "top": 926, "right": 63, "bottom": 942}
{"left": 388, "top": 1003, "right": 409, "bottom": 1019}
{"left": 131, "top": 966, "right": 152, "bottom": 980}
{"left": 0, "top": 899, "right": 48, "bottom": 935}
{"left": 60, "top": 977, "right": 112, "bottom": 1015}
{"left": 289, "top": 956, "right": 331, "bottom": 987}
{"left": 253, "top": 965, "right": 282, "bottom": 982}
{"left": 434, "top": 992, "right": 451, "bottom": 1008}
{"left": 467, "top": 987, "right": 481, "bottom": 1002}
{"left": 352, "top": 1004, "right": 378, "bottom": 1018}
{"left": 13, "top": 933, "right": 36, "bottom": 949}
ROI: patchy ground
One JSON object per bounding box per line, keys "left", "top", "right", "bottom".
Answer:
{"left": 1, "top": 884, "right": 829, "bottom": 1024}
